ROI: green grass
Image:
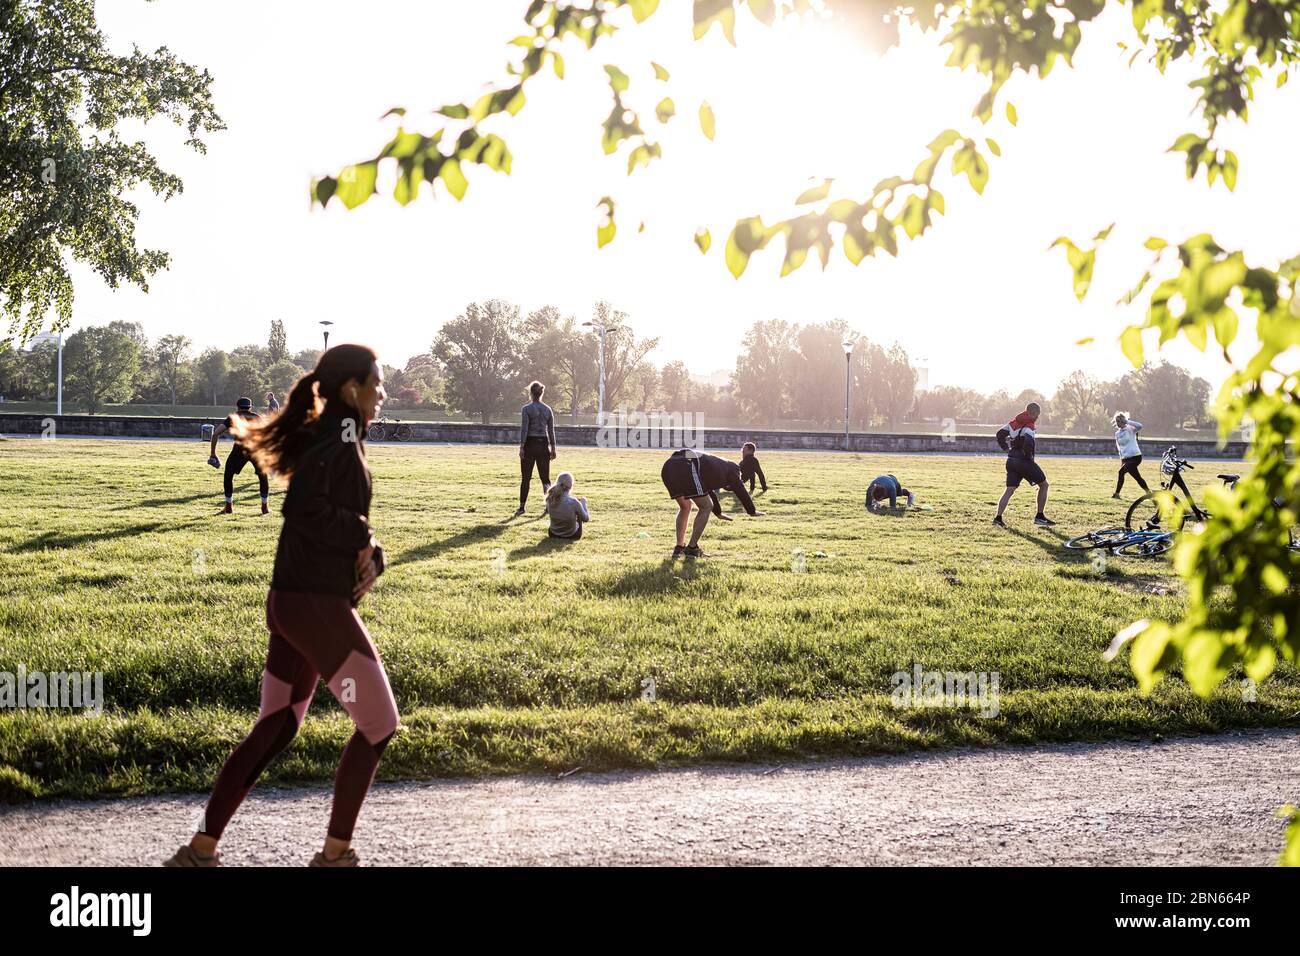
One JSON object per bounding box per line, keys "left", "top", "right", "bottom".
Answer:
{"left": 0, "top": 438, "right": 1294, "bottom": 801}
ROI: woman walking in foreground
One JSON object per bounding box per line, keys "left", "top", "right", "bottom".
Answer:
{"left": 165, "top": 344, "right": 399, "bottom": 868}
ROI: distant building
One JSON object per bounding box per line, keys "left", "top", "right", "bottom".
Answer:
{"left": 23, "top": 332, "right": 59, "bottom": 352}
{"left": 690, "top": 368, "right": 733, "bottom": 389}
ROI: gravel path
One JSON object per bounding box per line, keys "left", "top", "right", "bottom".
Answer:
{"left": 3, "top": 729, "right": 1296, "bottom": 866}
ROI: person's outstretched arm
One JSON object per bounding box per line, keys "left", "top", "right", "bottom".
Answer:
{"left": 209, "top": 422, "right": 228, "bottom": 458}
{"left": 1129, "top": 420, "right": 1143, "bottom": 432}
{"left": 519, "top": 409, "right": 528, "bottom": 452}
{"left": 546, "top": 405, "right": 557, "bottom": 457}
{"left": 727, "top": 475, "right": 760, "bottom": 516}
{"left": 756, "top": 462, "right": 767, "bottom": 491}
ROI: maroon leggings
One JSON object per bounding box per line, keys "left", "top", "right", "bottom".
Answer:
{"left": 200, "top": 590, "right": 400, "bottom": 842}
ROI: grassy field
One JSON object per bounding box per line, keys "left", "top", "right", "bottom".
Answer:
{"left": 0, "top": 437, "right": 1295, "bottom": 802}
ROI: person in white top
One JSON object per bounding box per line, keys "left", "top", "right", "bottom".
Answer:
{"left": 1111, "top": 412, "right": 1150, "bottom": 499}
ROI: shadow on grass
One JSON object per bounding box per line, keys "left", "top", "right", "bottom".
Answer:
{"left": 1001, "top": 524, "right": 1085, "bottom": 564}
{"left": 391, "top": 522, "right": 510, "bottom": 566}
{"left": 8, "top": 521, "right": 171, "bottom": 554}
{"left": 507, "top": 536, "right": 581, "bottom": 561}
{"left": 114, "top": 490, "right": 218, "bottom": 511}
{"left": 584, "top": 557, "right": 702, "bottom": 598}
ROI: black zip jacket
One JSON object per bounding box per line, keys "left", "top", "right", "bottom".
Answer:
{"left": 674, "top": 451, "right": 759, "bottom": 516}
{"left": 739, "top": 455, "right": 767, "bottom": 491}
{"left": 271, "top": 409, "right": 381, "bottom": 601}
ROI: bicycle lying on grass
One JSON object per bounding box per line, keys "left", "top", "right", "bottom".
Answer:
{"left": 1066, "top": 447, "right": 1237, "bottom": 559}
{"left": 366, "top": 416, "right": 413, "bottom": 442}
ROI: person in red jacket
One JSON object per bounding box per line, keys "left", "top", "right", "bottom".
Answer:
{"left": 165, "top": 344, "right": 398, "bottom": 869}
{"left": 993, "top": 402, "right": 1055, "bottom": 527}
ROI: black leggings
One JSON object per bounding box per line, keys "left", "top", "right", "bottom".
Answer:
{"left": 1115, "top": 455, "right": 1149, "bottom": 495}
{"left": 520, "top": 437, "right": 551, "bottom": 506}
{"left": 225, "top": 447, "right": 269, "bottom": 498}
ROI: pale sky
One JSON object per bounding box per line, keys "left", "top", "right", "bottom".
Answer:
{"left": 67, "top": 0, "right": 1299, "bottom": 395}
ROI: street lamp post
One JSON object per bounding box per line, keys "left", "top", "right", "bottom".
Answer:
{"left": 582, "top": 319, "right": 621, "bottom": 426}
{"left": 842, "top": 336, "right": 858, "bottom": 449}
{"left": 320, "top": 320, "right": 334, "bottom": 352}
{"left": 56, "top": 331, "right": 63, "bottom": 417}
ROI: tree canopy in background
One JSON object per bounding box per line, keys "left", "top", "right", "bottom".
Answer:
{"left": 0, "top": 0, "right": 223, "bottom": 348}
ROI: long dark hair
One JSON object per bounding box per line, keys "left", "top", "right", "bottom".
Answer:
{"left": 231, "top": 343, "right": 377, "bottom": 478}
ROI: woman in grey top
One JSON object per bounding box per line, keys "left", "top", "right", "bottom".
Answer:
{"left": 544, "top": 472, "right": 589, "bottom": 539}
{"left": 516, "top": 380, "right": 557, "bottom": 516}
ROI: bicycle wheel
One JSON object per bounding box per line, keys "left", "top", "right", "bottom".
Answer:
{"left": 1126, "top": 493, "right": 1170, "bottom": 531}
{"left": 367, "top": 424, "right": 385, "bottom": 442}
{"left": 1117, "top": 536, "right": 1175, "bottom": 558}
{"left": 395, "top": 424, "right": 413, "bottom": 441}
{"left": 1065, "top": 527, "right": 1128, "bottom": 550}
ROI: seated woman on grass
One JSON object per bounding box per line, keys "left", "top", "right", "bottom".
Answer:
{"left": 544, "top": 472, "right": 589, "bottom": 540}
{"left": 866, "top": 474, "right": 915, "bottom": 512}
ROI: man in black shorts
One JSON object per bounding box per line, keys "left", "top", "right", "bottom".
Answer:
{"left": 660, "top": 448, "right": 764, "bottom": 557}
{"left": 208, "top": 397, "right": 270, "bottom": 515}
{"left": 993, "top": 402, "right": 1054, "bottom": 527}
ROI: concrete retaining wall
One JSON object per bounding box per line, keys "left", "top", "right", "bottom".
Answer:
{"left": 0, "top": 413, "right": 1251, "bottom": 458}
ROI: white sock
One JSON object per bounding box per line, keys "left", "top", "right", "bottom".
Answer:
{"left": 225, "top": 496, "right": 233, "bottom": 504}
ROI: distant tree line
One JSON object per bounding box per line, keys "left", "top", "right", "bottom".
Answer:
{"left": 915, "top": 362, "right": 1213, "bottom": 434}
{"left": 0, "top": 308, "right": 1213, "bottom": 433}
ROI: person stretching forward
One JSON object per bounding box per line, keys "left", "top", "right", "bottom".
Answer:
{"left": 660, "top": 448, "right": 764, "bottom": 557}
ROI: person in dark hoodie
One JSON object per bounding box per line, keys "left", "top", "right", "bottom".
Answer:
{"left": 993, "top": 401, "right": 1055, "bottom": 527}
{"left": 739, "top": 441, "right": 768, "bottom": 493}
{"left": 207, "top": 396, "right": 270, "bottom": 514}
{"left": 165, "top": 344, "right": 398, "bottom": 869}
{"left": 660, "top": 448, "right": 764, "bottom": 557}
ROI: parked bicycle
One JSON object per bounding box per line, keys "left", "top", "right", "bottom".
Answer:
{"left": 366, "top": 416, "right": 413, "bottom": 442}
{"left": 1125, "top": 446, "right": 1211, "bottom": 532}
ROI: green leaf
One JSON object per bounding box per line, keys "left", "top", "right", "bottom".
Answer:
{"left": 795, "top": 178, "right": 832, "bottom": 205}
{"left": 438, "top": 159, "right": 468, "bottom": 200}
{"left": 551, "top": 51, "right": 565, "bottom": 79}
{"left": 985, "top": 137, "right": 1001, "bottom": 157}
{"left": 436, "top": 104, "right": 470, "bottom": 119}
{"left": 604, "top": 65, "right": 630, "bottom": 93}
{"left": 1120, "top": 326, "right": 1144, "bottom": 367}
{"left": 381, "top": 107, "right": 406, "bottom": 119}
{"left": 630, "top": 0, "right": 660, "bottom": 22}
{"left": 312, "top": 176, "right": 337, "bottom": 208}
{"left": 336, "top": 162, "right": 377, "bottom": 209}
{"left": 1092, "top": 222, "right": 1115, "bottom": 242}
{"left": 1129, "top": 621, "right": 1173, "bottom": 695}
{"left": 780, "top": 243, "right": 808, "bottom": 277}
{"left": 1222, "top": 150, "right": 1238, "bottom": 191}
{"left": 900, "top": 195, "right": 927, "bottom": 239}
{"left": 826, "top": 199, "right": 860, "bottom": 223}
{"left": 1075, "top": 337, "right": 1095, "bottom": 345}
{"left": 1005, "top": 101, "right": 1018, "bottom": 126}
{"left": 652, "top": 62, "right": 670, "bottom": 81}
{"left": 597, "top": 197, "right": 617, "bottom": 248}
{"left": 725, "top": 230, "right": 750, "bottom": 278}
{"left": 694, "top": 228, "right": 711, "bottom": 254}
{"left": 1144, "top": 237, "right": 1167, "bottom": 251}
{"left": 699, "top": 101, "right": 715, "bottom": 140}
{"left": 694, "top": 0, "right": 737, "bottom": 45}
{"left": 747, "top": 0, "right": 776, "bottom": 25}
{"left": 655, "top": 97, "right": 675, "bottom": 123}
{"left": 627, "top": 142, "right": 661, "bottom": 175}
